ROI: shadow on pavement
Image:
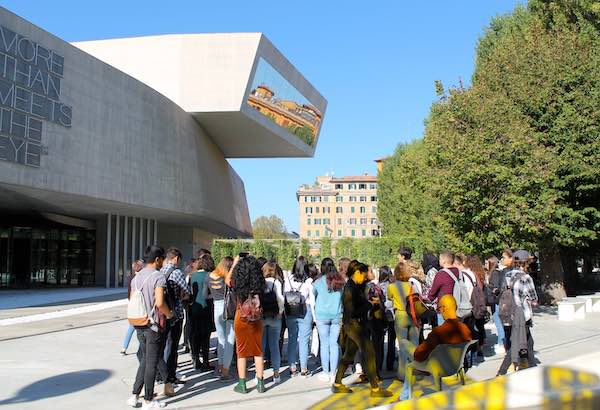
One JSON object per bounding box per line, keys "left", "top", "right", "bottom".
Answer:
{"left": 0, "top": 369, "right": 112, "bottom": 405}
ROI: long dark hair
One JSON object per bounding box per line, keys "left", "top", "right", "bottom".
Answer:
{"left": 291, "top": 255, "right": 308, "bottom": 282}
{"left": 233, "top": 256, "right": 265, "bottom": 302}
{"left": 378, "top": 265, "right": 392, "bottom": 283}
{"left": 321, "top": 257, "right": 344, "bottom": 292}
{"left": 421, "top": 252, "right": 440, "bottom": 273}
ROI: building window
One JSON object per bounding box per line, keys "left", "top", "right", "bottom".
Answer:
{"left": 315, "top": 230, "right": 320, "bottom": 237}
{"left": 372, "top": 229, "right": 380, "bottom": 236}
{"left": 336, "top": 206, "right": 343, "bottom": 213}
{"left": 337, "top": 229, "right": 342, "bottom": 237}
{"left": 337, "top": 218, "right": 342, "bottom": 225}
{"left": 315, "top": 219, "right": 321, "bottom": 225}
{"left": 349, "top": 196, "right": 356, "bottom": 202}
{"left": 307, "top": 231, "right": 311, "bottom": 237}
{"left": 350, "top": 206, "right": 355, "bottom": 213}
{"left": 359, "top": 183, "right": 367, "bottom": 189}
{"left": 371, "top": 218, "right": 378, "bottom": 224}
{"left": 323, "top": 207, "right": 331, "bottom": 213}
{"left": 305, "top": 207, "right": 313, "bottom": 214}
{"left": 336, "top": 196, "right": 343, "bottom": 202}
{"left": 323, "top": 218, "right": 330, "bottom": 225}
{"left": 335, "top": 183, "right": 343, "bottom": 189}
{"left": 360, "top": 206, "right": 366, "bottom": 214}
{"left": 307, "top": 219, "right": 311, "bottom": 225}
{"left": 362, "top": 229, "right": 366, "bottom": 236}
{"left": 351, "top": 229, "right": 356, "bottom": 237}
{"left": 349, "top": 218, "right": 356, "bottom": 225}
{"left": 360, "top": 218, "right": 367, "bottom": 225}
{"left": 315, "top": 207, "right": 320, "bottom": 213}
{"left": 370, "top": 183, "right": 377, "bottom": 189}
{"left": 370, "top": 196, "right": 378, "bottom": 202}
{"left": 348, "top": 183, "right": 357, "bottom": 190}
{"left": 360, "top": 196, "right": 367, "bottom": 202}
{"left": 372, "top": 206, "right": 377, "bottom": 213}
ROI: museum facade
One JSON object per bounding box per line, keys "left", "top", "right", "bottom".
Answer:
{"left": 0, "top": 7, "right": 326, "bottom": 288}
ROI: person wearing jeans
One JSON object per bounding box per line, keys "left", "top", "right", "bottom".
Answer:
{"left": 205, "top": 256, "right": 235, "bottom": 380}
{"left": 121, "top": 324, "right": 135, "bottom": 355}
{"left": 262, "top": 262, "right": 285, "bottom": 383}
{"left": 315, "top": 318, "right": 341, "bottom": 378}
{"left": 284, "top": 256, "right": 315, "bottom": 377}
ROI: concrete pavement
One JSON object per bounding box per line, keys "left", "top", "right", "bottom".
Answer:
{"left": 1, "top": 303, "right": 600, "bottom": 409}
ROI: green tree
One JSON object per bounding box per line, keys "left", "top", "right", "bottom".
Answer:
{"left": 320, "top": 237, "right": 332, "bottom": 259}
{"left": 252, "top": 215, "right": 289, "bottom": 239}
{"left": 421, "top": 2, "right": 600, "bottom": 299}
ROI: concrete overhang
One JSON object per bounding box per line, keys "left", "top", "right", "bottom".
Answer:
{"left": 73, "top": 33, "right": 327, "bottom": 158}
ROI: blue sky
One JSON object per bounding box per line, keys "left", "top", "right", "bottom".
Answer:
{"left": 3, "top": 1, "right": 522, "bottom": 234}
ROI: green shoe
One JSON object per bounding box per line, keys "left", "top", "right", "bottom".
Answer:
{"left": 370, "top": 388, "right": 393, "bottom": 398}
{"left": 331, "top": 383, "right": 353, "bottom": 394}
{"left": 233, "top": 379, "right": 248, "bottom": 394}
{"left": 256, "top": 377, "right": 266, "bottom": 393}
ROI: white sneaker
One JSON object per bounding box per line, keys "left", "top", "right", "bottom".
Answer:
{"left": 494, "top": 344, "right": 505, "bottom": 354}
{"left": 142, "top": 400, "right": 165, "bottom": 409}
{"left": 329, "top": 374, "right": 336, "bottom": 384}
{"left": 273, "top": 375, "right": 281, "bottom": 384}
{"left": 126, "top": 394, "right": 139, "bottom": 407}
{"left": 354, "top": 363, "right": 363, "bottom": 374}
{"left": 318, "top": 373, "right": 330, "bottom": 382}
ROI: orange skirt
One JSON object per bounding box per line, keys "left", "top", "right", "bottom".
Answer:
{"left": 233, "top": 308, "right": 263, "bottom": 358}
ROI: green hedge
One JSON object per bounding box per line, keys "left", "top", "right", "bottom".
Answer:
{"left": 211, "top": 236, "right": 424, "bottom": 270}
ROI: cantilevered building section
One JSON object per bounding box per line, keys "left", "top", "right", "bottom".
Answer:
{"left": 0, "top": 7, "right": 326, "bottom": 289}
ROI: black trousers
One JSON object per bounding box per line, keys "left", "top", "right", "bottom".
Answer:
{"left": 335, "top": 320, "right": 379, "bottom": 388}
{"left": 191, "top": 311, "right": 211, "bottom": 364}
{"left": 385, "top": 320, "right": 396, "bottom": 371}
{"left": 370, "top": 324, "right": 386, "bottom": 375}
{"left": 166, "top": 320, "right": 183, "bottom": 381}
{"left": 133, "top": 327, "right": 165, "bottom": 401}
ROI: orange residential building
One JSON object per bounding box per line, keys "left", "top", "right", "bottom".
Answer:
{"left": 297, "top": 174, "right": 379, "bottom": 239}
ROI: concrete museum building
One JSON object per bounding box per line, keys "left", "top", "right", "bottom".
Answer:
{"left": 0, "top": 7, "right": 326, "bottom": 289}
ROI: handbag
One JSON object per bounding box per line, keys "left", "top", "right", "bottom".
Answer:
{"left": 223, "top": 286, "right": 237, "bottom": 320}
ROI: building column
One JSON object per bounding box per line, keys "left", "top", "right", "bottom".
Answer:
{"left": 132, "top": 217, "right": 137, "bottom": 262}
{"left": 153, "top": 219, "right": 158, "bottom": 245}
{"left": 123, "top": 216, "right": 129, "bottom": 284}
{"left": 105, "top": 213, "right": 111, "bottom": 288}
{"left": 114, "top": 214, "right": 120, "bottom": 288}
{"left": 146, "top": 219, "right": 151, "bottom": 247}
{"left": 139, "top": 218, "right": 144, "bottom": 259}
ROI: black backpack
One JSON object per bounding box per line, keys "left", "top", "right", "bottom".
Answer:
{"left": 284, "top": 276, "right": 307, "bottom": 318}
{"left": 498, "top": 271, "right": 523, "bottom": 325}
{"left": 261, "top": 281, "right": 280, "bottom": 318}
{"left": 164, "top": 266, "right": 177, "bottom": 312}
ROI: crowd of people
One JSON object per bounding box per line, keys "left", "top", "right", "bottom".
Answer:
{"left": 122, "top": 244, "right": 540, "bottom": 408}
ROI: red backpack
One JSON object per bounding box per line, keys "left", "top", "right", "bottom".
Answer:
{"left": 239, "top": 294, "right": 262, "bottom": 323}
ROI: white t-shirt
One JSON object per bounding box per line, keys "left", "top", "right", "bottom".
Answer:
{"left": 265, "top": 277, "right": 285, "bottom": 315}
{"left": 283, "top": 273, "right": 315, "bottom": 308}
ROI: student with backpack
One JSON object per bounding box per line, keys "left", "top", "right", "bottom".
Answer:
{"left": 127, "top": 246, "right": 173, "bottom": 410}
{"left": 464, "top": 255, "right": 489, "bottom": 359}
{"left": 227, "top": 255, "right": 267, "bottom": 394}
{"left": 158, "top": 248, "right": 191, "bottom": 396}
{"left": 485, "top": 254, "right": 505, "bottom": 352}
{"left": 332, "top": 261, "right": 393, "bottom": 398}
{"left": 497, "top": 250, "right": 538, "bottom": 375}
{"left": 283, "top": 256, "right": 315, "bottom": 377}
{"left": 427, "top": 252, "right": 472, "bottom": 325}
{"left": 261, "top": 261, "right": 285, "bottom": 384}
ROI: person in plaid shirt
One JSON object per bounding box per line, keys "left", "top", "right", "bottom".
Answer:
{"left": 158, "top": 247, "right": 191, "bottom": 396}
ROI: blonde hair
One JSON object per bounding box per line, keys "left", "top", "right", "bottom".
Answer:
{"left": 213, "top": 256, "right": 233, "bottom": 278}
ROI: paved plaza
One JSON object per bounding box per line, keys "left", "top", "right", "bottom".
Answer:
{"left": 1, "top": 291, "right": 600, "bottom": 409}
